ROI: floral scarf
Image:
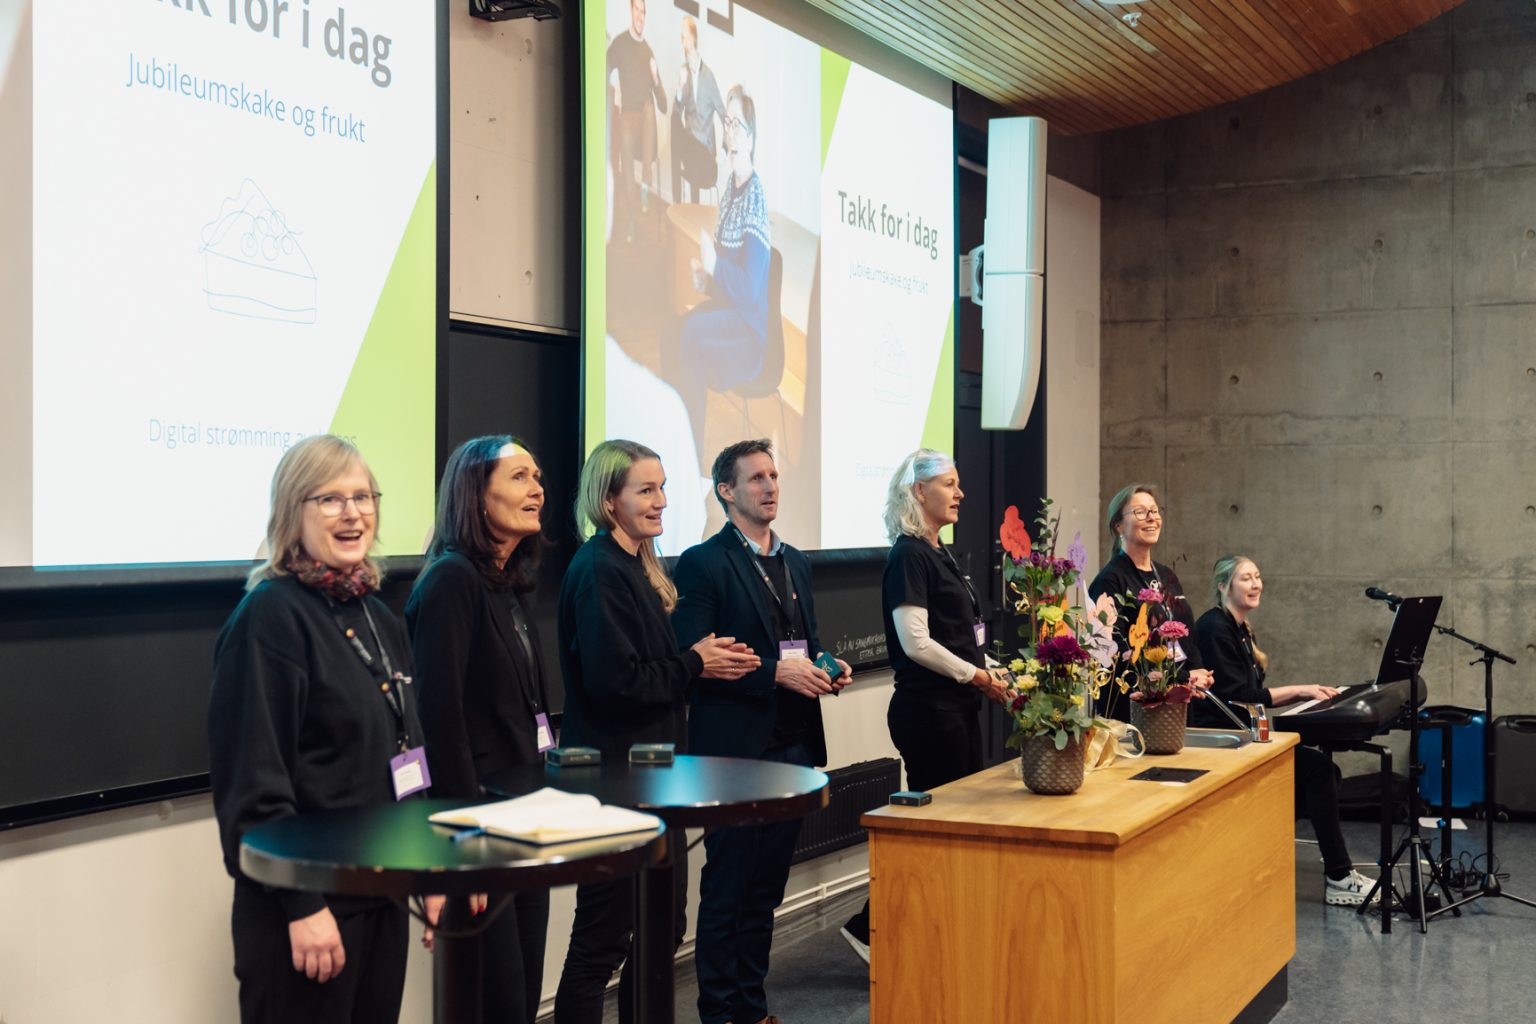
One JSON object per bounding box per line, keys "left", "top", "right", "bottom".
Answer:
{"left": 284, "top": 553, "right": 376, "bottom": 601}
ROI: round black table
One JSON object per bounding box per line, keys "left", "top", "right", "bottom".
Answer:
{"left": 485, "top": 755, "right": 830, "bottom": 1023}
{"left": 240, "top": 798, "right": 665, "bottom": 1024}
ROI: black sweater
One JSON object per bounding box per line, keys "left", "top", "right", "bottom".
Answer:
{"left": 1192, "top": 606, "right": 1268, "bottom": 729}
{"left": 1088, "top": 550, "right": 1204, "bottom": 718}
{"left": 406, "top": 551, "right": 552, "bottom": 799}
{"left": 208, "top": 576, "right": 421, "bottom": 920}
{"left": 556, "top": 533, "right": 703, "bottom": 758}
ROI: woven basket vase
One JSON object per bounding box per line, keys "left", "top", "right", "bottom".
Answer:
{"left": 1020, "top": 733, "right": 1086, "bottom": 795}
{"left": 1130, "top": 700, "right": 1187, "bottom": 755}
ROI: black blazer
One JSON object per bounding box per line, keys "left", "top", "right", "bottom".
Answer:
{"left": 672, "top": 525, "right": 828, "bottom": 765}
{"left": 557, "top": 533, "right": 702, "bottom": 758}
{"left": 406, "top": 551, "right": 552, "bottom": 798}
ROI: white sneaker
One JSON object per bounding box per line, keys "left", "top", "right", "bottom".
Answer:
{"left": 839, "top": 925, "right": 870, "bottom": 964}
{"left": 1325, "top": 868, "right": 1380, "bottom": 907}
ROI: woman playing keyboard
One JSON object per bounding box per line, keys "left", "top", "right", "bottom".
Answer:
{"left": 1193, "top": 554, "right": 1378, "bottom": 907}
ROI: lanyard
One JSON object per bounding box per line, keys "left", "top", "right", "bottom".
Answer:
{"left": 505, "top": 595, "right": 545, "bottom": 713}
{"left": 329, "top": 598, "right": 411, "bottom": 750}
{"left": 732, "top": 525, "right": 799, "bottom": 639}
{"left": 937, "top": 542, "right": 982, "bottom": 624}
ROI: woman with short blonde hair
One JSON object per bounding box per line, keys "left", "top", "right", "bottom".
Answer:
{"left": 842, "top": 448, "right": 1008, "bottom": 963}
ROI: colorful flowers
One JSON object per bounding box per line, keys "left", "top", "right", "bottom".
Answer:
{"left": 993, "top": 499, "right": 1111, "bottom": 751}
{"left": 1121, "top": 589, "right": 1192, "bottom": 706}
{"left": 999, "top": 505, "right": 1032, "bottom": 560}
{"left": 1127, "top": 604, "right": 1150, "bottom": 659}
{"left": 1037, "top": 634, "right": 1090, "bottom": 666}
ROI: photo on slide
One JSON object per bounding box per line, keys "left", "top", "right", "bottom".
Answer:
{"left": 585, "top": 0, "right": 954, "bottom": 554}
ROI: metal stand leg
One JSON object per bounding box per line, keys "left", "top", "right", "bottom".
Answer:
{"left": 433, "top": 895, "right": 484, "bottom": 1024}
{"left": 633, "top": 831, "right": 677, "bottom": 1024}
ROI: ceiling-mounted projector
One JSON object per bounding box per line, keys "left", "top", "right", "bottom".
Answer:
{"left": 469, "top": 0, "right": 561, "bottom": 21}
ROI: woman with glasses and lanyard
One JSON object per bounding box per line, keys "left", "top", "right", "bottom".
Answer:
{"left": 1087, "top": 483, "right": 1213, "bottom": 720}
{"left": 209, "top": 435, "right": 424, "bottom": 1024}
{"left": 406, "top": 435, "right": 553, "bottom": 1024}
{"left": 840, "top": 448, "right": 1009, "bottom": 963}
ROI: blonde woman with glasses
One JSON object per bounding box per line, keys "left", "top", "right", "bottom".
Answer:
{"left": 209, "top": 435, "right": 422, "bottom": 1024}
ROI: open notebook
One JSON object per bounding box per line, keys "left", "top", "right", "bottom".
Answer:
{"left": 428, "top": 787, "right": 661, "bottom": 845}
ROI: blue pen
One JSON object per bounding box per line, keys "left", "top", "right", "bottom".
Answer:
{"left": 450, "top": 826, "right": 488, "bottom": 844}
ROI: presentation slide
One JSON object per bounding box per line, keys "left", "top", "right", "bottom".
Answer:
{"left": 582, "top": 0, "right": 954, "bottom": 554}
{"left": 0, "top": 0, "right": 438, "bottom": 572}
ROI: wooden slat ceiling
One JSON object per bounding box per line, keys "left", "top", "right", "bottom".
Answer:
{"left": 801, "top": 0, "right": 1463, "bottom": 134}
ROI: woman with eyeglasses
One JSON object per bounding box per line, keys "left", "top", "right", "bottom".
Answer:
{"left": 1087, "top": 483, "right": 1213, "bottom": 720}
{"left": 209, "top": 435, "right": 423, "bottom": 1024}
{"left": 406, "top": 436, "right": 553, "bottom": 1023}
{"left": 664, "top": 83, "right": 772, "bottom": 460}
{"left": 1193, "top": 555, "right": 1377, "bottom": 906}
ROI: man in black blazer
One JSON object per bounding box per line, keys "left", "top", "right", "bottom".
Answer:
{"left": 673, "top": 439, "right": 851, "bottom": 1024}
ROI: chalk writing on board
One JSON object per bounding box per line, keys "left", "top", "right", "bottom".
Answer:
{"left": 833, "top": 632, "right": 887, "bottom": 663}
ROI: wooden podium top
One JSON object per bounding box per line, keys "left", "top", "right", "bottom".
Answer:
{"left": 863, "top": 732, "right": 1297, "bottom": 848}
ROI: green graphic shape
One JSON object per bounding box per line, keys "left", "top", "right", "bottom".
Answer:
{"left": 329, "top": 163, "right": 437, "bottom": 557}
{"left": 820, "top": 49, "right": 851, "bottom": 170}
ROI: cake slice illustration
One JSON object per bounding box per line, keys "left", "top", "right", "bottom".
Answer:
{"left": 872, "top": 331, "right": 912, "bottom": 404}
{"left": 200, "top": 179, "right": 317, "bottom": 323}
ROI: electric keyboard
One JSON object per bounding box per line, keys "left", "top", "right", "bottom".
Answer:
{"left": 1272, "top": 678, "right": 1413, "bottom": 744}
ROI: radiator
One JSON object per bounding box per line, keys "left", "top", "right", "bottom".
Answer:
{"left": 791, "top": 756, "right": 902, "bottom": 865}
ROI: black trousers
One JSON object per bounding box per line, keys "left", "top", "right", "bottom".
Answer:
{"left": 1296, "top": 744, "right": 1353, "bottom": 877}
{"left": 694, "top": 740, "right": 813, "bottom": 1024}
{"left": 846, "top": 692, "right": 984, "bottom": 941}
{"left": 231, "top": 883, "right": 407, "bottom": 1024}
{"left": 553, "top": 841, "right": 689, "bottom": 1024}
{"left": 445, "top": 887, "right": 550, "bottom": 1024}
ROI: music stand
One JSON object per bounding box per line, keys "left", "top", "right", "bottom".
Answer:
{"left": 1358, "top": 595, "right": 1451, "bottom": 932}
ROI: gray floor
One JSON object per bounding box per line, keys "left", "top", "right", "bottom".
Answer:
{"left": 604, "top": 820, "right": 1536, "bottom": 1023}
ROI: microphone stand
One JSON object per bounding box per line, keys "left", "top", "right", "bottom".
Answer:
{"left": 1426, "top": 625, "right": 1532, "bottom": 917}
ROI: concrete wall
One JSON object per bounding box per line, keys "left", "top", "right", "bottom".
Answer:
{"left": 1097, "top": 0, "right": 1536, "bottom": 725}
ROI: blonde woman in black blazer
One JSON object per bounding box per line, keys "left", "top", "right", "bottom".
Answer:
{"left": 407, "top": 435, "right": 553, "bottom": 1024}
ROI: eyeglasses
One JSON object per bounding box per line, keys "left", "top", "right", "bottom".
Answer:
{"left": 1124, "top": 505, "right": 1165, "bottom": 522}
{"left": 724, "top": 115, "right": 747, "bottom": 134}
{"left": 304, "top": 492, "right": 381, "bottom": 517}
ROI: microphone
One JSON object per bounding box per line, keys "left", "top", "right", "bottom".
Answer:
{"left": 1365, "top": 586, "right": 1403, "bottom": 608}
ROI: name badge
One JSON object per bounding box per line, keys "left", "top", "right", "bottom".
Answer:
{"left": 780, "top": 639, "right": 809, "bottom": 660}
{"left": 390, "top": 746, "right": 432, "bottom": 800}
{"left": 1169, "top": 639, "right": 1187, "bottom": 664}
{"left": 973, "top": 622, "right": 987, "bottom": 647}
{"left": 535, "top": 712, "right": 555, "bottom": 752}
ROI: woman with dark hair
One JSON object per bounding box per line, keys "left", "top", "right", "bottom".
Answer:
{"left": 405, "top": 435, "right": 552, "bottom": 1023}
{"left": 209, "top": 434, "right": 422, "bottom": 1024}
{"left": 1087, "top": 483, "right": 1212, "bottom": 720}
{"left": 553, "top": 438, "right": 759, "bottom": 1024}
{"left": 1194, "top": 555, "right": 1377, "bottom": 906}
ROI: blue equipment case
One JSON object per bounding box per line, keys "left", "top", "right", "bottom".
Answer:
{"left": 1418, "top": 705, "right": 1485, "bottom": 810}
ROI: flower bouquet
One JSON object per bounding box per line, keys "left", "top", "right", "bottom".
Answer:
{"left": 1119, "top": 589, "right": 1194, "bottom": 753}
{"left": 995, "top": 501, "right": 1116, "bottom": 794}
